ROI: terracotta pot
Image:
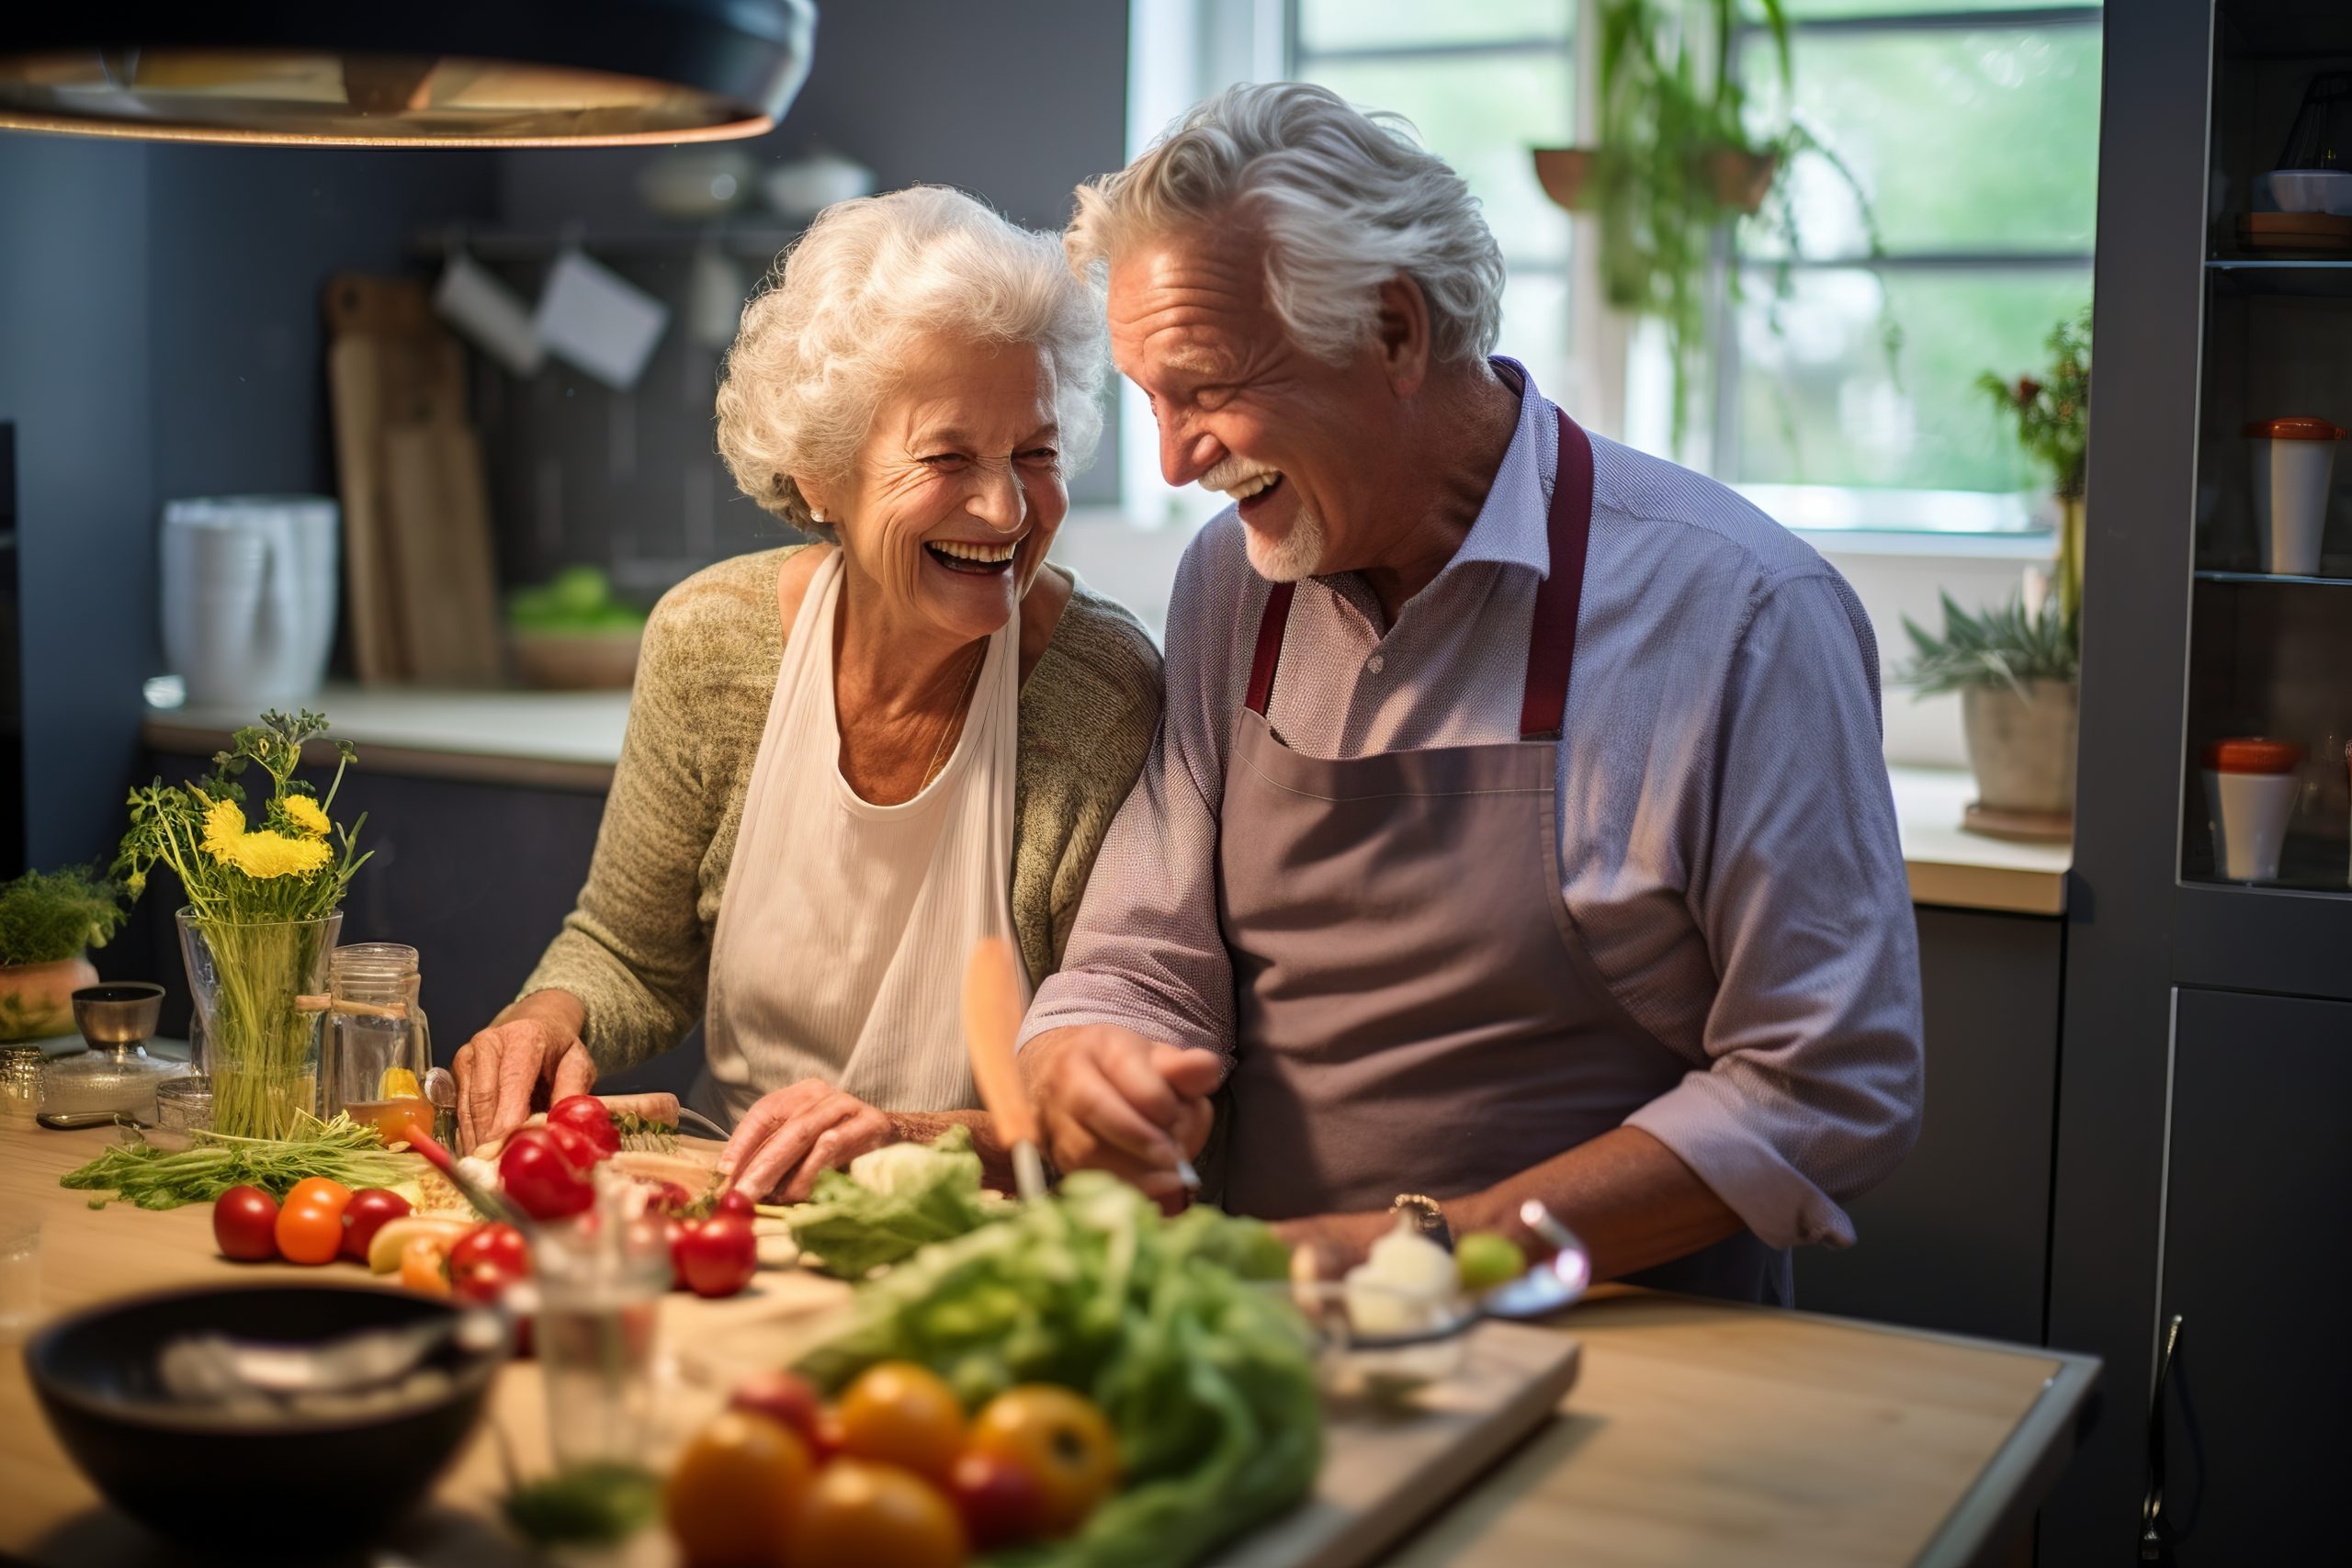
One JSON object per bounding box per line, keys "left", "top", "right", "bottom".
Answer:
{"left": 1532, "top": 148, "right": 1598, "bottom": 211}
{"left": 1962, "top": 681, "right": 2080, "bottom": 817}
{"left": 0, "top": 953, "right": 100, "bottom": 1043}
{"left": 1701, "top": 148, "right": 1780, "bottom": 213}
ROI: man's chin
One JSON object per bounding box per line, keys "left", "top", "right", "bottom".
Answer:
{"left": 1241, "top": 511, "right": 1326, "bottom": 583}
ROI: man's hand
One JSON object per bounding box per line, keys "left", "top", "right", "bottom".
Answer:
{"left": 1272, "top": 1209, "right": 1397, "bottom": 1279}
{"left": 1023, "top": 1023, "right": 1221, "bottom": 1202}
{"left": 453, "top": 1012, "right": 594, "bottom": 1153}
{"left": 718, "top": 1079, "right": 896, "bottom": 1203}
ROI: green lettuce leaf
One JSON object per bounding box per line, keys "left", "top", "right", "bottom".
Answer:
{"left": 782, "top": 1124, "right": 1010, "bottom": 1279}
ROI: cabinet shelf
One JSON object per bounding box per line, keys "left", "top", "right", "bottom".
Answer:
{"left": 2206, "top": 257, "right": 2352, "bottom": 297}
{"left": 2195, "top": 568, "right": 2352, "bottom": 586}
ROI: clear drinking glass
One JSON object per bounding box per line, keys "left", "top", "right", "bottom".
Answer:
{"left": 322, "top": 943, "right": 433, "bottom": 1145}
{"left": 533, "top": 1202, "right": 673, "bottom": 1470}
{"left": 0, "top": 1218, "right": 40, "bottom": 1340}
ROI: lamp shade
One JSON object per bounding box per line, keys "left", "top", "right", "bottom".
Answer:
{"left": 0, "top": 0, "right": 815, "bottom": 147}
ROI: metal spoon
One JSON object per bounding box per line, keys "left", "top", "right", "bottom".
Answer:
{"left": 1329, "top": 1199, "right": 1594, "bottom": 1352}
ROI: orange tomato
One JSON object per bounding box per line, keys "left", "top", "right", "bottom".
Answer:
{"left": 284, "top": 1176, "right": 354, "bottom": 1213}
{"left": 966, "top": 1385, "right": 1119, "bottom": 1537}
{"left": 274, "top": 1198, "right": 348, "bottom": 1265}
{"left": 837, "top": 1362, "right": 967, "bottom": 1484}
{"left": 787, "top": 1458, "right": 967, "bottom": 1568}
{"left": 399, "top": 1235, "right": 452, "bottom": 1297}
{"left": 664, "top": 1411, "right": 813, "bottom": 1568}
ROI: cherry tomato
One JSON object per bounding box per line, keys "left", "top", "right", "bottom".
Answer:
{"left": 837, "top": 1361, "right": 967, "bottom": 1484}
{"left": 967, "top": 1385, "right": 1119, "bottom": 1537}
{"left": 675, "top": 1213, "right": 758, "bottom": 1299}
{"left": 283, "top": 1176, "right": 354, "bottom": 1213}
{"left": 548, "top": 1094, "right": 620, "bottom": 1159}
{"left": 448, "top": 1222, "right": 530, "bottom": 1303}
{"left": 787, "top": 1458, "right": 967, "bottom": 1568}
{"left": 399, "top": 1235, "right": 452, "bottom": 1297}
{"left": 275, "top": 1197, "right": 348, "bottom": 1265}
{"left": 337, "top": 1188, "right": 413, "bottom": 1261}
{"left": 211, "top": 1184, "right": 279, "bottom": 1261}
{"left": 664, "top": 1411, "right": 813, "bottom": 1568}
{"left": 714, "top": 1188, "right": 756, "bottom": 1220}
{"left": 542, "top": 1120, "right": 600, "bottom": 1170}
{"left": 499, "top": 1128, "right": 594, "bottom": 1221}
{"left": 949, "top": 1448, "right": 1049, "bottom": 1550}
{"left": 729, "top": 1369, "right": 824, "bottom": 1450}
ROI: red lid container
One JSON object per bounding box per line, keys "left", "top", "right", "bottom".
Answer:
{"left": 2243, "top": 417, "right": 2346, "bottom": 441}
{"left": 2203, "top": 738, "right": 2305, "bottom": 773}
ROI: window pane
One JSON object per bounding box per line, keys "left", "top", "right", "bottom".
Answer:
{"left": 1295, "top": 54, "right": 1575, "bottom": 265}
{"left": 1746, "top": 25, "right": 2101, "bottom": 256}
{"left": 1298, "top": 0, "right": 1570, "bottom": 53}
{"left": 1498, "top": 268, "right": 1572, "bottom": 402}
{"left": 1729, "top": 265, "right": 2091, "bottom": 493}
{"left": 1776, "top": 0, "right": 2098, "bottom": 17}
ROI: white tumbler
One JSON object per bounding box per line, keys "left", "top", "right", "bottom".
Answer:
{"left": 2203, "top": 738, "right": 2304, "bottom": 883}
{"left": 2245, "top": 417, "right": 2345, "bottom": 576}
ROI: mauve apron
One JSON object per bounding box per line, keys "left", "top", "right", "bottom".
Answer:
{"left": 1212, "top": 409, "right": 1786, "bottom": 1304}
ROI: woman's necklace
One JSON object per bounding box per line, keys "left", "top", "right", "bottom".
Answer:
{"left": 917, "top": 641, "right": 988, "bottom": 791}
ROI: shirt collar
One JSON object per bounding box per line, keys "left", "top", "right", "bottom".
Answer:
{"left": 1438, "top": 355, "right": 1558, "bottom": 581}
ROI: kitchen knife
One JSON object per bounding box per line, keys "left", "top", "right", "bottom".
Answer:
{"left": 962, "top": 937, "right": 1048, "bottom": 1201}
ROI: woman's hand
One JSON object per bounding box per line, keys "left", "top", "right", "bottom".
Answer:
{"left": 452, "top": 1007, "right": 595, "bottom": 1153}
{"left": 718, "top": 1079, "right": 897, "bottom": 1202}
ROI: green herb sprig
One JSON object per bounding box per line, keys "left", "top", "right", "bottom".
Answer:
{"left": 0, "top": 865, "right": 127, "bottom": 968}
{"left": 58, "top": 1112, "right": 414, "bottom": 1210}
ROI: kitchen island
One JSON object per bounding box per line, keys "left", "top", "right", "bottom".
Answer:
{"left": 2, "top": 1124, "right": 2095, "bottom": 1567}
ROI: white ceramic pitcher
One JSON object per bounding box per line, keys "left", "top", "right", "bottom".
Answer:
{"left": 159, "top": 496, "right": 338, "bottom": 708}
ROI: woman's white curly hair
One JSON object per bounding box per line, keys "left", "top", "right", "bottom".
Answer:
{"left": 1066, "top": 81, "right": 1505, "bottom": 367}
{"left": 718, "top": 185, "right": 1108, "bottom": 536}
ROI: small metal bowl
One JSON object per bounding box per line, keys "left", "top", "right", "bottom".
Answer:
{"left": 71, "top": 984, "right": 164, "bottom": 1050}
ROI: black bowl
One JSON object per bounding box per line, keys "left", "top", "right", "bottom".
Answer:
{"left": 24, "top": 1283, "right": 506, "bottom": 1552}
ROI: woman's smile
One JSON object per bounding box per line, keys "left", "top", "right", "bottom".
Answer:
{"left": 925, "top": 536, "right": 1022, "bottom": 575}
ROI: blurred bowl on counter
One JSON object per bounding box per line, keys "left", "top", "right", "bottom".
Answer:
{"left": 637, "top": 149, "right": 753, "bottom": 220}
{"left": 2264, "top": 168, "right": 2352, "bottom": 216}
{"left": 509, "top": 628, "right": 643, "bottom": 691}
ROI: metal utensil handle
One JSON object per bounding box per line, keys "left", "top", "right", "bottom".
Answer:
{"left": 2139, "top": 1312, "right": 2184, "bottom": 1561}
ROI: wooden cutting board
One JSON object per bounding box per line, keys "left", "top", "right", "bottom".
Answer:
{"left": 382, "top": 420, "right": 504, "bottom": 685}
{"left": 1215, "top": 1325, "right": 1581, "bottom": 1568}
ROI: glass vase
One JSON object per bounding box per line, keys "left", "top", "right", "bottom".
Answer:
{"left": 176, "top": 909, "right": 342, "bottom": 1140}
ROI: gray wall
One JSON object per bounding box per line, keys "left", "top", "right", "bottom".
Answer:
{"left": 0, "top": 134, "right": 495, "bottom": 874}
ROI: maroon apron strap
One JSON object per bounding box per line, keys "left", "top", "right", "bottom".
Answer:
{"left": 1243, "top": 581, "right": 1296, "bottom": 716}
{"left": 1520, "top": 410, "right": 1596, "bottom": 741}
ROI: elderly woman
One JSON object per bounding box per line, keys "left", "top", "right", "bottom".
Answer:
{"left": 453, "top": 186, "right": 1161, "bottom": 1200}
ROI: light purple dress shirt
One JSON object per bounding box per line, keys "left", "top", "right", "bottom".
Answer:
{"left": 1023, "top": 361, "right": 1925, "bottom": 1253}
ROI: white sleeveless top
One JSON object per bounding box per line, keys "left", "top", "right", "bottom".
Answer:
{"left": 702, "top": 550, "right": 1026, "bottom": 1125}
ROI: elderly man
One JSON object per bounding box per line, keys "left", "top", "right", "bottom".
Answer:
{"left": 1020, "top": 83, "right": 1923, "bottom": 1303}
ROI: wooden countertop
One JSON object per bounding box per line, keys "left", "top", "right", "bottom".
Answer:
{"left": 2, "top": 1124, "right": 2094, "bottom": 1567}
{"left": 146, "top": 689, "right": 2072, "bottom": 916}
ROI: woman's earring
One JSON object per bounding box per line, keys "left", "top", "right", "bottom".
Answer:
{"left": 808, "top": 508, "right": 829, "bottom": 525}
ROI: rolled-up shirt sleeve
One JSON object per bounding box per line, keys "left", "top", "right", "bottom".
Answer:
{"left": 1624, "top": 570, "right": 1926, "bottom": 1250}
{"left": 1020, "top": 536, "right": 1238, "bottom": 1059}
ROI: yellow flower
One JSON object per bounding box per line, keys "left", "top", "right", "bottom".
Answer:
{"left": 283, "top": 795, "right": 332, "bottom": 838}
{"left": 222, "top": 830, "right": 334, "bottom": 880}
{"left": 199, "top": 798, "right": 246, "bottom": 858}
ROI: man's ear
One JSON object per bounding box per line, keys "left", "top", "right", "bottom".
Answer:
{"left": 1372, "top": 274, "right": 1432, "bottom": 398}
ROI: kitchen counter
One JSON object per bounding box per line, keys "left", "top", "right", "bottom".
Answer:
{"left": 145, "top": 687, "right": 2073, "bottom": 915}
{"left": 1, "top": 1123, "right": 2093, "bottom": 1567}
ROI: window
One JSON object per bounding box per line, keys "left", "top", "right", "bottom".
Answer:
{"left": 1291, "top": 0, "right": 1578, "bottom": 400}
{"left": 1719, "top": 5, "right": 2102, "bottom": 532}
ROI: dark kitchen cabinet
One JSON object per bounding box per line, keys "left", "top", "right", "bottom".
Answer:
{"left": 2147, "top": 987, "right": 2352, "bottom": 1564}
{"left": 1799, "top": 907, "right": 2062, "bottom": 1347}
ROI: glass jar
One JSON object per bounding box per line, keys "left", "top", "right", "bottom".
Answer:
{"left": 322, "top": 943, "right": 433, "bottom": 1145}
{"left": 0, "top": 1045, "right": 46, "bottom": 1127}
{"left": 179, "top": 909, "right": 340, "bottom": 1139}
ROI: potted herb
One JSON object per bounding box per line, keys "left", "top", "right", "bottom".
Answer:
{"left": 0, "top": 866, "right": 127, "bottom": 1043}
{"left": 1532, "top": 0, "right": 1888, "bottom": 446}
{"left": 1902, "top": 592, "right": 2080, "bottom": 832}
{"left": 1899, "top": 308, "right": 2093, "bottom": 838}
{"left": 115, "top": 710, "right": 370, "bottom": 1138}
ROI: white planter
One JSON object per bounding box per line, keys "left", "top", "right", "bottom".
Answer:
{"left": 1961, "top": 681, "right": 2079, "bottom": 818}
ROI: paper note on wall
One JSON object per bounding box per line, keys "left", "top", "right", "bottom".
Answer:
{"left": 533, "top": 248, "right": 669, "bottom": 390}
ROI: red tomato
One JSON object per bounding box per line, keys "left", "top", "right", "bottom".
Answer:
{"left": 729, "top": 1370, "right": 825, "bottom": 1450}
{"left": 675, "top": 1213, "right": 758, "bottom": 1299}
{"left": 337, "top": 1189, "right": 413, "bottom": 1261}
{"left": 548, "top": 1094, "right": 620, "bottom": 1159}
{"left": 714, "top": 1188, "right": 756, "bottom": 1220}
{"left": 542, "top": 1120, "right": 600, "bottom": 1171}
{"left": 448, "top": 1222, "right": 531, "bottom": 1303}
{"left": 499, "top": 1128, "right": 594, "bottom": 1221}
{"left": 949, "top": 1448, "right": 1049, "bottom": 1549}
{"left": 211, "top": 1185, "right": 280, "bottom": 1261}
{"left": 275, "top": 1198, "right": 347, "bottom": 1265}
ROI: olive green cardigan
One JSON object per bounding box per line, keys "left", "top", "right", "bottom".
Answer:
{"left": 523, "top": 546, "right": 1163, "bottom": 1073}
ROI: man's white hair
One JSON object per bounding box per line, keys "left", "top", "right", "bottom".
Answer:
{"left": 1066, "top": 81, "right": 1505, "bottom": 367}
{"left": 718, "top": 185, "right": 1106, "bottom": 536}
